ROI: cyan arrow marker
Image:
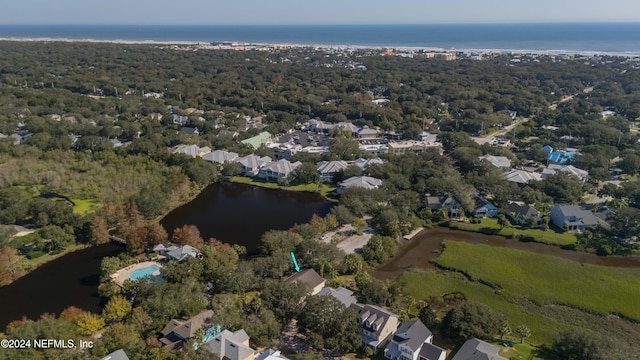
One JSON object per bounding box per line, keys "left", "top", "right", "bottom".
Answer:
{"left": 290, "top": 252, "right": 300, "bottom": 272}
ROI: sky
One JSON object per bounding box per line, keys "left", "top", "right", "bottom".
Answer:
{"left": 2, "top": 0, "right": 640, "bottom": 25}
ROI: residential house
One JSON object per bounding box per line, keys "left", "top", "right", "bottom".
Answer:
{"left": 307, "top": 119, "right": 335, "bottom": 134}
{"left": 256, "top": 349, "right": 290, "bottom": 360}
{"left": 418, "top": 344, "right": 447, "bottom": 360}
{"left": 285, "top": 268, "right": 326, "bottom": 295}
{"left": 236, "top": 154, "right": 272, "bottom": 176}
{"left": 180, "top": 126, "right": 201, "bottom": 136}
{"left": 110, "top": 139, "right": 123, "bottom": 148}
{"left": 218, "top": 130, "right": 240, "bottom": 139}
{"left": 317, "top": 160, "right": 349, "bottom": 182}
{"left": 360, "top": 144, "right": 389, "bottom": 156}
{"left": 336, "top": 121, "right": 361, "bottom": 135}
{"left": 203, "top": 150, "right": 239, "bottom": 165}
{"left": 472, "top": 196, "right": 498, "bottom": 217}
{"left": 508, "top": 203, "right": 542, "bottom": 226}
{"left": 425, "top": 195, "right": 462, "bottom": 219}
{"left": 358, "top": 126, "right": 380, "bottom": 139}
{"left": 241, "top": 131, "right": 272, "bottom": 149}
{"left": 172, "top": 144, "right": 211, "bottom": 157}
{"left": 550, "top": 204, "right": 599, "bottom": 232}
{"left": 337, "top": 176, "right": 383, "bottom": 194}
{"left": 172, "top": 114, "right": 189, "bottom": 125}
{"left": 546, "top": 149, "right": 576, "bottom": 164}
{"left": 542, "top": 164, "right": 588, "bottom": 183}
{"left": 478, "top": 155, "right": 511, "bottom": 169}
{"left": 451, "top": 338, "right": 507, "bottom": 360}
{"left": 269, "top": 143, "right": 302, "bottom": 160}
{"left": 355, "top": 157, "right": 384, "bottom": 170}
{"left": 101, "top": 349, "right": 130, "bottom": 360}
{"left": 387, "top": 141, "right": 440, "bottom": 155}
{"left": 352, "top": 304, "right": 400, "bottom": 353}
{"left": 503, "top": 169, "right": 542, "bottom": 184}
{"left": 317, "top": 286, "right": 358, "bottom": 307}
{"left": 258, "top": 159, "right": 302, "bottom": 181}
{"left": 384, "top": 319, "right": 437, "bottom": 360}
{"left": 153, "top": 244, "right": 201, "bottom": 262}
{"left": 159, "top": 310, "right": 214, "bottom": 349}
{"left": 202, "top": 329, "right": 256, "bottom": 360}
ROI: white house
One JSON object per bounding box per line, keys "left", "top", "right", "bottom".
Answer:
{"left": 479, "top": 155, "right": 511, "bottom": 169}
{"left": 317, "top": 160, "right": 349, "bottom": 182}
{"left": 258, "top": 159, "right": 302, "bottom": 181}
{"left": 355, "top": 157, "right": 384, "bottom": 170}
{"left": 384, "top": 320, "right": 444, "bottom": 360}
{"left": 236, "top": 154, "right": 272, "bottom": 176}
{"left": 337, "top": 176, "right": 383, "bottom": 194}
{"left": 550, "top": 204, "right": 599, "bottom": 232}
{"left": 202, "top": 150, "right": 239, "bottom": 164}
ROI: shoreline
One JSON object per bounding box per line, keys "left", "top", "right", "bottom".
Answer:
{"left": 0, "top": 36, "right": 638, "bottom": 58}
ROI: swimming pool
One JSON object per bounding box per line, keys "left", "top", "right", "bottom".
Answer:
{"left": 129, "top": 265, "right": 160, "bottom": 280}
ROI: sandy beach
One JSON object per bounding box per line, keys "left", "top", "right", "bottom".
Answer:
{"left": 0, "top": 36, "right": 638, "bottom": 58}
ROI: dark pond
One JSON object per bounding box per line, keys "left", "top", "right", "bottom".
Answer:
{"left": 161, "top": 182, "right": 334, "bottom": 253}
{"left": 0, "top": 243, "right": 123, "bottom": 331}
{"left": 373, "top": 226, "right": 640, "bottom": 279}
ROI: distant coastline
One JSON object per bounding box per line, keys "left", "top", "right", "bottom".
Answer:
{"left": 0, "top": 37, "right": 639, "bottom": 58}
{"left": 0, "top": 23, "right": 638, "bottom": 55}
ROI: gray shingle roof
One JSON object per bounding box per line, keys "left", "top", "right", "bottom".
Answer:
{"left": 101, "top": 349, "right": 130, "bottom": 360}
{"left": 338, "top": 176, "right": 383, "bottom": 191}
{"left": 479, "top": 155, "right": 511, "bottom": 168}
{"left": 451, "top": 338, "right": 507, "bottom": 360}
{"left": 203, "top": 329, "right": 255, "bottom": 360}
{"left": 317, "top": 160, "right": 349, "bottom": 173}
{"left": 317, "top": 286, "right": 358, "bottom": 307}
{"left": 391, "top": 319, "right": 433, "bottom": 352}
{"left": 503, "top": 169, "right": 542, "bottom": 184}
{"left": 418, "top": 342, "right": 447, "bottom": 360}
{"left": 202, "top": 150, "right": 239, "bottom": 164}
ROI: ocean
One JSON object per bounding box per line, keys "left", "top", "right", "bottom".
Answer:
{"left": 0, "top": 23, "right": 639, "bottom": 53}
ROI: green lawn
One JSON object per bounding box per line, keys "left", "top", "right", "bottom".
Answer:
{"left": 435, "top": 240, "right": 640, "bottom": 321}
{"left": 71, "top": 198, "right": 100, "bottom": 214}
{"left": 229, "top": 176, "right": 337, "bottom": 199}
{"left": 449, "top": 218, "right": 578, "bottom": 246}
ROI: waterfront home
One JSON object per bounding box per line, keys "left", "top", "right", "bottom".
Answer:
{"left": 159, "top": 310, "right": 214, "bottom": 350}
{"left": 550, "top": 204, "right": 599, "bottom": 232}
{"left": 317, "top": 286, "right": 358, "bottom": 307}
{"left": 508, "top": 203, "right": 542, "bottom": 227}
{"left": 258, "top": 159, "right": 302, "bottom": 181}
{"left": 384, "top": 319, "right": 444, "bottom": 360}
{"left": 317, "top": 160, "right": 349, "bottom": 182}
{"left": 542, "top": 164, "right": 588, "bottom": 183}
{"left": 337, "top": 176, "right": 383, "bottom": 194}
{"left": 202, "top": 329, "right": 256, "bottom": 360}
{"left": 153, "top": 244, "right": 201, "bottom": 262}
{"left": 478, "top": 155, "right": 511, "bottom": 169}
{"left": 236, "top": 154, "right": 272, "bottom": 176}
{"left": 451, "top": 338, "right": 507, "bottom": 360}
{"left": 352, "top": 304, "right": 400, "bottom": 354}
{"left": 284, "top": 268, "right": 326, "bottom": 295}
{"left": 202, "top": 150, "right": 239, "bottom": 165}
{"left": 472, "top": 196, "right": 498, "bottom": 217}
{"left": 425, "top": 195, "right": 462, "bottom": 218}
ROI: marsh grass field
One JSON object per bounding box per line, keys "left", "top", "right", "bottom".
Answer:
{"left": 449, "top": 218, "right": 578, "bottom": 246}
{"left": 399, "top": 240, "right": 640, "bottom": 349}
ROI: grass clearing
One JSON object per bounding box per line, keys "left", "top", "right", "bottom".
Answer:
{"left": 435, "top": 241, "right": 640, "bottom": 321}
{"left": 71, "top": 198, "right": 100, "bottom": 214}
{"left": 449, "top": 218, "right": 578, "bottom": 246}
{"left": 229, "top": 176, "right": 337, "bottom": 199}
{"left": 22, "top": 243, "right": 90, "bottom": 271}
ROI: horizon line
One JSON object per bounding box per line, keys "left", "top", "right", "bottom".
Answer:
{"left": 2, "top": 21, "right": 640, "bottom": 27}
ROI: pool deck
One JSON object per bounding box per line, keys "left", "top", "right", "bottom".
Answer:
{"left": 111, "top": 261, "right": 163, "bottom": 286}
